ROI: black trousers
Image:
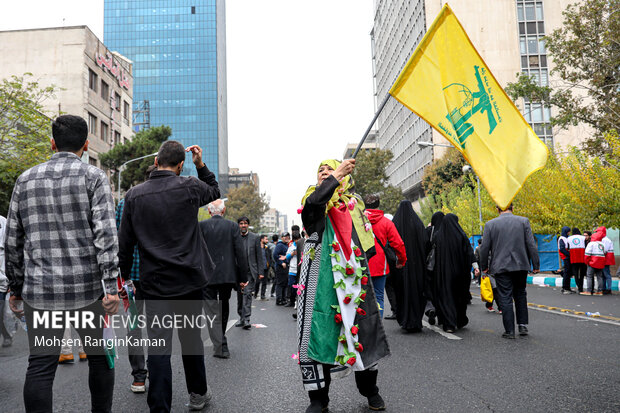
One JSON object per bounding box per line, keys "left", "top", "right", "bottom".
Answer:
{"left": 143, "top": 289, "right": 207, "bottom": 413}
{"left": 309, "top": 365, "right": 379, "bottom": 406}
{"left": 275, "top": 269, "right": 288, "bottom": 302}
{"left": 561, "top": 258, "right": 572, "bottom": 290}
{"left": 254, "top": 274, "right": 268, "bottom": 298}
{"left": 572, "top": 263, "right": 587, "bottom": 292}
{"left": 23, "top": 299, "right": 114, "bottom": 413}
{"left": 495, "top": 271, "right": 528, "bottom": 334}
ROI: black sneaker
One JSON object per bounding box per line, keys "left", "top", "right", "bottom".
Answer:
{"left": 561, "top": 289, "right": 575, "bottom": 295}
{"left": 502, "top": 332, "right": 516, "bottom": 339}
{"left": 305, "top": 400, "right": 328, "bottom": 413}
{"left": 384, "top": 313, "right": 397, "bottom": 320}
{"left": 368, "top": 393, "right": 386, "bottom": 411}
{"left": 427, "top": 309, "right": 436, "bottom": 325}
{"left": 518, "top": 325, "right": 528, "bottom": 336}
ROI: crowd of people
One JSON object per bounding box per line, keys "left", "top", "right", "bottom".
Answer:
{"left": 0, "top": 114, "right": 616, "bottom": 413}
{"left": 557, "top": 226, "right": 616, "bottom": 295}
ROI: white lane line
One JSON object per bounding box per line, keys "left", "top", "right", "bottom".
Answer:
{"left": 470, "top": 293, "right": 620, "bottom": 327}
{"left": 204, "top": 319, "right": 240, "bottom": 346}
{"left": 528, "top": 306, "right": 620, "bottom": 327}
{"left": 422, "top": 320, "right": 462, "bottom": 340}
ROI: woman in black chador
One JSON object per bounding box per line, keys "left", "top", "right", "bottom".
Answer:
{"left": 432, "top": 213, "right": 476, "bottom": 333}
{"left": 391, "top": 201, "right": 428, "bottom": 332}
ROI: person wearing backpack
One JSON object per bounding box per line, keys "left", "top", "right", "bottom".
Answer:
{"left": 363, "top": 194, "right": 407, "bottom": 318}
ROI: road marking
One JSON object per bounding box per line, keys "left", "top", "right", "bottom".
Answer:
{"left": 203, "top": 319, "right": 239, "bottom": 346}
{"left": 472, "top": 293, "right": 620, "bottom": 324}
{"left": 528, "top": 306, "right": 620, "bottom": 327}
{"left": 422, "top": 320, "right": 462, "bottom": 340}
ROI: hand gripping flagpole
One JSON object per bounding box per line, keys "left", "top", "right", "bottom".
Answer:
{"left": 351, "top": 94, "right": 391, "bottom": 159}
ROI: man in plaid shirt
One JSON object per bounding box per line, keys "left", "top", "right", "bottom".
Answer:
{"left": 5, "top": 115, "right": 120, "bottom": 412}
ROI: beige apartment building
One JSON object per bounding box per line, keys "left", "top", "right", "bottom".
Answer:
{"left": 0, "top": 26, "right": 133, "bottom": 169}
{"left": 372, "top": 0, "right": 585, "bottom": 200}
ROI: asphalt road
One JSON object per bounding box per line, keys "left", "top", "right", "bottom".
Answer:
{"left": 1, "top": 282, "right": 618, "bottom": 413}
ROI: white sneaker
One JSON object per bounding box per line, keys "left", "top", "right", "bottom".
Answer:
{"left": 130, "top": 381, "right": 146, "bottom": 393}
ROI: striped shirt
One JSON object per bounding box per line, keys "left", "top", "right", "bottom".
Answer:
{"left": 5, "top": 152, "right": 118, "bottom": 310}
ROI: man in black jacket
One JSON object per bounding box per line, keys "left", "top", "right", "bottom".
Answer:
{"left": 236, "top": 217, "right": 264, "bottom": 329}
{"left": 118, "top": 141, "right": 220, "bottom": 412}
{"left": 200, "top": 199, "right": 248, "bottom": 358}
{"left": 273, "top": 233, "right": 290, "bottom": 305}
{"left": 254, "top": 234, "right": 273, "bottom": 300}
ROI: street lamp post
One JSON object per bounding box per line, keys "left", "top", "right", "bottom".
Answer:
{"left": 117, "top": 152, "right": 158, "bottom": 200}
{"left": 417, "top": 141, "right": 484, "bottom": 235}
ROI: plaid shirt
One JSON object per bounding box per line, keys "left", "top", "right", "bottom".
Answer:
{"left": 5, "top": 152, "right": 118, "bottom": 310}
{"left": 115, "top": 199, "right": 140, "bottom": 282}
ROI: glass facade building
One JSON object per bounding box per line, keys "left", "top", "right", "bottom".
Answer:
{"left": 104, "top": 0, "right": 228, "bottom": 184}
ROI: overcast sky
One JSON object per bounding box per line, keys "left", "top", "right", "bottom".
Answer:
{"left": 0, "top": 1, "right": 376, "bottom": 228}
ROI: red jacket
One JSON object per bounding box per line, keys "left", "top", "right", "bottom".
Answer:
{"left": 585, "top": 230, "right": 606, "bottom": 269}
{"left": 597, "top": 226, "right": 616, "bottom": 266}
{"left": 366, "top": 209, "right": 407, "bottom": 277}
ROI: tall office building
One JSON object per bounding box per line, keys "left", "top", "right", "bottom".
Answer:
{"left": 371, "top": 0, "right": 583, "bottom": 201}
{"left": 104, "top": 0, "right": 228, "bottom": 189}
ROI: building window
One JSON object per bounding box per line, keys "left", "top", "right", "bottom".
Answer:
{"left": 191, "top": 6, "right": 196, "bottom": 14}
{"left": 100, "top": 121, "right": 109, "bottom": 142}
{"left": 88, "top": 113, "right": 97, "bottom": 135}
{"left": 114, "top": 131, "right": 121, "bottom": 146}
{"left": 101, "top": 81, "right": 109, "bottom": 101}
{"left": 88, "top": 69, "right": 97, "bottom": 92}
{"left": 516, "top": 0, "right": 553, "bottom": 146}
{"left": 89, "top": 157, "right": 98, "bottom": 167}
{"left": 123, "top": 101, "right": 130, "bottom": 119}
{"left": 114, "top": 93, "right": 121, "bottom": 111}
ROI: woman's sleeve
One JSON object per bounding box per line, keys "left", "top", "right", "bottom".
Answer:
{"left": 301, "top": 176, "right": 339, "bottom": 227}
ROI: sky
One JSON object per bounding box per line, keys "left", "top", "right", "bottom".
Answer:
{"left": 0, "top": 0, "right": 377, "bottom": 229}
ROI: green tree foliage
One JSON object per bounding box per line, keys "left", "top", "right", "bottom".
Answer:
{"left": 505, "top": 0, "right": 619, "bottom": 156}
{"left": 99, "top": 126, "right": 171, "bottom": 194}
{"left": 351, "top": 148, "right": 404, "bottom": 215}
{"left": 421, "top": 148, "right": 471, "bottom": 199}
{"left": 421, "top": 133, "right": 620, "bottom": 236}
{"left": 0, "top": 73, "right": 58, "bottom": 215}
{"left": 223, "top": 183, "right": 270, "bottom": 231}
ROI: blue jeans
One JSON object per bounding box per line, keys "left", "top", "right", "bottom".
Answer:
{"left": 602, "top": 266, "right": 612, "bottom": 291}
{"left": 371, "top": 275, "right": 387, "bottom": 318}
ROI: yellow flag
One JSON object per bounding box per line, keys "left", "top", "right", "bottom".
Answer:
{"left": 389, "top": 4, "right": 548, "bottom": 209}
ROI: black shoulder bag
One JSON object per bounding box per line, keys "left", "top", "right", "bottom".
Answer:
{"left": 376, "top": 236, "right": 398, "bottom": 271}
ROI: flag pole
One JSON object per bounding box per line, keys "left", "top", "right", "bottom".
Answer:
{"left": 351, "top": 94, "right": 391, "bottom": 158}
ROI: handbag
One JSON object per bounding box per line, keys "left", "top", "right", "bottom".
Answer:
{"left": 376, "top": 236, "right": 398, "bottom": 271}
{"left": 480, "top": 276, "right": 494, "bottom": 303}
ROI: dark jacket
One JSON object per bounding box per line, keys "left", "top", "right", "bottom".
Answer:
{"left": 118, "top": 166, "right": 220, "bottom": 297}
{"left": 263, "top": 245, "right": 274, "bottom": 271}
{"left": 199, "top": 216, "right": 248, "bottom": 287}
{"left": 479, "top": 212, "right": 539, "bottom": 274}
{"left": 241, "top": 232, "right": 263, "bottom": 282}
{"left": 273, "top": 240, "right": 289, "bottom": 275}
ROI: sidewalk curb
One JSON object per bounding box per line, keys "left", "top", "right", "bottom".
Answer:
{"left": 527, "top": 275, "right": 619, "bottom": 291}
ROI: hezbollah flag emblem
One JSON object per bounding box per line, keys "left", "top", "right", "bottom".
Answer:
{"left": 389, "top": 4, "right": 548, "bottom": 209}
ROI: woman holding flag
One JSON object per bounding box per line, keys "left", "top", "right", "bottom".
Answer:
{"left": 296, "top": 158, "right": 389, "bottom": 413}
